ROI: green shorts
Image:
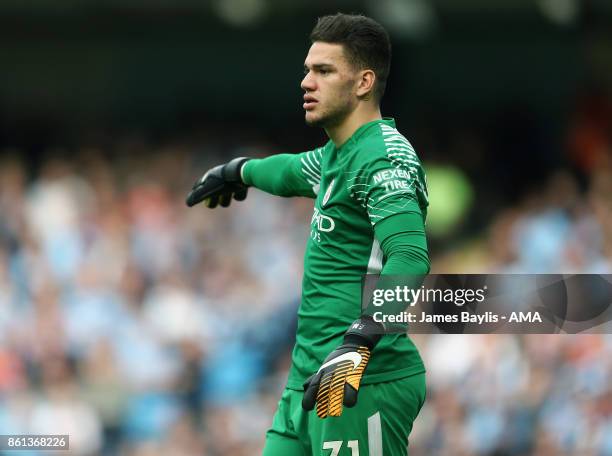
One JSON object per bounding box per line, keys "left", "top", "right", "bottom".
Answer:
{"left": 263, "top": 373, "right": 426, "bottom": 456}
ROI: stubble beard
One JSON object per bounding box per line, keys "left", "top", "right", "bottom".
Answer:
{"left": 305, "top": 92, "right": 356, "bottom": 129}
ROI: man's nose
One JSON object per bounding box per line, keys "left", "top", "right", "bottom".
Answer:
{"left": 301, "top": 71, "right": 316, "bottom": 91}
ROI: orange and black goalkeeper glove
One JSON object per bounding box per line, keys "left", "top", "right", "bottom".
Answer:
{"left": 302, "top": 316, "right": 383, "bottom": 418}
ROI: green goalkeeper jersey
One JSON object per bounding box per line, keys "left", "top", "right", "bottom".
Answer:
{"left": 242, "top": 118, "right": 428, "bottom": 390}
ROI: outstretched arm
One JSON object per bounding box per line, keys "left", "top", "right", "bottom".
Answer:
{"left": 242, "top": 148, "right": 323, "bottom": 198}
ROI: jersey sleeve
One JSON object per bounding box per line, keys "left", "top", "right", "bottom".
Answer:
{"left": 375, "top": 212, "right": 429, "bottom": 274}
{"left": 347, "top": 144, "right": 428, "bottom": 227}
{"left": 242, "top": 148, "right": 323, "bottom": 198}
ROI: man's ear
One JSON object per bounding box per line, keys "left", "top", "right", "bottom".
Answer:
{"left": 356, "top": 69, "right": 376, "bottom": 100}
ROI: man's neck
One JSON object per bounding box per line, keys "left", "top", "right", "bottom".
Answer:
{"left": 326, "top": 105, "right": 382, "bottom": 148}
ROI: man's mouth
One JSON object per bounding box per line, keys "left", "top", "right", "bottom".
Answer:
{"left": 303, "top": 95, "right": 318, "bottom": 110}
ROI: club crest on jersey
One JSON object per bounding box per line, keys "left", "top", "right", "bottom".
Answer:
{"left": 322, "top": 178, "right": 335, "bottom": 207}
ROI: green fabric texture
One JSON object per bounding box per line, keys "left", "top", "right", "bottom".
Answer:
{"left": 242, "top": 151, "right": 318, "bottom": 198}
{"left": 375, "top": 211, "right": 430, "bottom": 275}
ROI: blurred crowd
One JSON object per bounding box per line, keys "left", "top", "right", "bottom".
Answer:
{"left": 0, "top": 141, "right": 311, "bottom": 455}
{"left": 0, "top": 96, "right": 611, "bottom": 456}
{"left": 414, "top": 89, "right": 612, "bottom": 455}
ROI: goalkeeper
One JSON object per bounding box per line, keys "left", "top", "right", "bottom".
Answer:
{"left": 187, "top": 13, "right": 429, "bottom": 456}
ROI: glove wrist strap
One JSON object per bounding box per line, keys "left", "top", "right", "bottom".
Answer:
{"left": 343, "top": 315, "right": 384, "bottom": 349}
{"left": 224, "top": 157, "right": 251, "bottom": 185}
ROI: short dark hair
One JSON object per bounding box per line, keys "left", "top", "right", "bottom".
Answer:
{"left": 310, "top": 13, "right": 391, "bottom": 101}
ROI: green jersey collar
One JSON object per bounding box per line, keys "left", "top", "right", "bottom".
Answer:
{"left": 335, "top": 117, "right": 396, "bottom": 150}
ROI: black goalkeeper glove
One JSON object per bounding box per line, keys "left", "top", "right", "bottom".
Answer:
{"left": 302, "top": 316, "right": 383, "bottom": 418}
{"left": 186, "top": 157, "right": 250, "bottom": 208}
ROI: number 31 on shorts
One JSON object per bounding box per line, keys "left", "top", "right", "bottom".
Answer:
{"left": 323, "top": 440, "right": 359, "bottom": 456}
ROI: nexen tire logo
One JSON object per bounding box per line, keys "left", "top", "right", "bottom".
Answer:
{"left": 311, "top": 208, "right": 335, "bottom": 232}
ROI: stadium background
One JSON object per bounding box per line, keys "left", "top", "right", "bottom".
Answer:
{"left": 0, "top": 0, "right": 611, "bottom": 454}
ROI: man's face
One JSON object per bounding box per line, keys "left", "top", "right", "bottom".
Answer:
{"left": 301, "top": 42, "right": 360, "bottom": 128}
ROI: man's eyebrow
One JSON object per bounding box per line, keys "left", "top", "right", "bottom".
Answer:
{"left": 304, "top": 63, "right": 336, "bottom": 70}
